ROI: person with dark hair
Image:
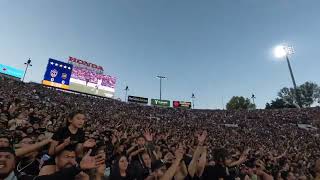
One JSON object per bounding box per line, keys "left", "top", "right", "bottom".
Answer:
{"left": 132, "top": 152, "right": 152, "bottom": 180}
{"left": 144, "top": 160, "right": 166, "bottom": 180}
{"left": 15, "top": 136, "right": 41, "bottom": 177}
{"left": 109, "top": 155, "right": 134, "bottom": 180}
{"left": 0, "top": 147, "right": 17, "bottom": 180}
{"left": 201, "top": 148, "right": 231, "bottom": 180}
{"left": 48, "top": 110, "right": 95, "bottom": 156}
{"left": 241, "top": 158, "right": 274, "bottom": 180}
{"left": 0, "top": 136, "right": 11, "bottom": 148}
{"left": 146, "top": 147, "right": 185, "bottom": 180}
{"left": 20, "top": 146, "right": 105, "bottom": 180}
{"left": 129, "top": 130, "right": 156, "bottom": 172}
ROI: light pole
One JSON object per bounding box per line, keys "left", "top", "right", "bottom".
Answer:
{"left": 274, "top": 45, "right": 301, "bottom": 108}
{"left": 22, "top": 58, "right": 32, "bottom": 82}
{"left": 156, "top": 76, "right": 166, "bottom": 100}
{"left": 285, "top": 54, "right": 302, "bottom": 107}
{"left": 191, "top": 93, "right": 195, "bottom": 109}
{"left": 251, "top": 94, "right": 256, "bottom": 105}
{"left": 124, "top": 86, "right": 129, "bottom": 102}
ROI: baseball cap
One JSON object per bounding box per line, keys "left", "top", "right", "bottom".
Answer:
{"left": 0, "top": 147, "right": 16, "bottom": 156}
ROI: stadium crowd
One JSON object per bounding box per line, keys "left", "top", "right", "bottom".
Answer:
{"left": 0, "top": 76, "right": 319, "bottom": 180}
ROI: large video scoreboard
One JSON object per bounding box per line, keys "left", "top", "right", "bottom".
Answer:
{"left": 42, "top": 58, "right": 73, "bottom": 89}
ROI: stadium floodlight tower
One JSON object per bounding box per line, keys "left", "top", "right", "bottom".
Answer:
{"left": 156, "top": 75, "right": 166, "bottom": 100}
{"left": 22, "top": 58, "right": 32, "bottom": 82}
{"left": 273, "top": 44, "right": 301, "bottom": 108}
{"left": 191, "top": 93, "right": 195, "bottom": 109}
{"left": 251, "top": 94, "right": 256, "bottom": 105}
{"left": 124, "top": 86, "right": 129, "bottom": 102}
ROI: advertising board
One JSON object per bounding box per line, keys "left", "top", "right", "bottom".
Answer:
{"left": 173, "top": 101, "right": 192, "bottom": 109}
{"left": 0, "top": 64, "right": 24, "bottom": 79}
{"left": 128, "top": 96, "right": 148, "bottom": 104}
{"left": 151, "top": 99, "right": 170, "bottom": 107}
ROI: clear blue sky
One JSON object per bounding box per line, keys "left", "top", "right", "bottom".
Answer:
{"left": 1, "top": 0, "right": 320, "bottom": 109}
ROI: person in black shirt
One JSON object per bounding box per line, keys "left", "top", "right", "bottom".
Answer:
{"left": 132, "top": 152, "right": 152, "bottom": 180}
{"left": 42, "top": 110, "right": 95, "bottom": 175}
{"left": 48, "top": 110, "right": 94, "bottom": 156}
{"left": 129, "top": 131, "right": 156, "bottom": 170}
{"left": 20, "top": 146, "right": 105, "bottom": 180}
{"left": 15, "top": 136, "right": 41, "bottom": 177}
{"left": 109, "top": 155, "right": 135, "bottom": 180}
{"left": 201, "top": 148, "right": 229, "bottom": 180}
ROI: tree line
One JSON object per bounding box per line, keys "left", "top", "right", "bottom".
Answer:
{"left": 226, "top": 81, "right": 320, "bottom": 110}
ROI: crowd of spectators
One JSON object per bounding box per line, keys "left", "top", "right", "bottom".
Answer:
{"left": 0, "top": 76, "right": 319, "bottom": 180}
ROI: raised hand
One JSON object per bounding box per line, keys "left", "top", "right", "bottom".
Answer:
{"left": 63, "top": 137, "right": 71, "bottom": 146}
{"left": 243, "top": 147, "right": 251, "bottom": 156}
{"left": 96, "top": 163, "right": 106, "bottom": 176}
{"left": 175, "top": 148, "right": 184, "bottom": 161}
{"left": 80, "top": 149, "right": 96, "bottom": 170}
{"left": 144, "top": 129, "right": 153, "bottom": 141}
{"left": 94, "top": 153, "right": 106, "bottom": 168}
{"left": 239, "top": 154, "right": 248, "bottom": 162}
{"left": 197, "top": 131, "right": 207, "bottom": 145}
{"left": 83, "top": 139, "right": 96, "bottom": 148}
{"left": 164, "top": 152, "right": 175, "bottom": 163}
{"left": 80, "top": 149, "right": 105, "bottom": 170}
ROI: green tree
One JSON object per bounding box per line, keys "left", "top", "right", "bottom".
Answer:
{"left": 226, "top": 96, "right": 255, "bottom": 110}
{"left": 299, "top": 82, "right": 320, "bottom": 106}
{"left": 265, "top": 98, "right": 296, "bottom": 109}
{"left": 278, "top": 87, "right": 296, "bottom": 106}
{"left": 278, "top": 82, "right": 320, "bottom": 107}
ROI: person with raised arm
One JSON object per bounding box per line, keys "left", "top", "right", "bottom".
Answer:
{"left": 160, "top": 147, "right": 185, "bottom": 180}
{"left": 21, "top": 147, "right": 104, "bottom": 180}
{"left": 188, "top": 130, "right": 207, "bottom": 178}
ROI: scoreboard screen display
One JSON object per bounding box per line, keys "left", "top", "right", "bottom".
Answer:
{"left": 42, "top": 58, "right": 73, "bottom": 89}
